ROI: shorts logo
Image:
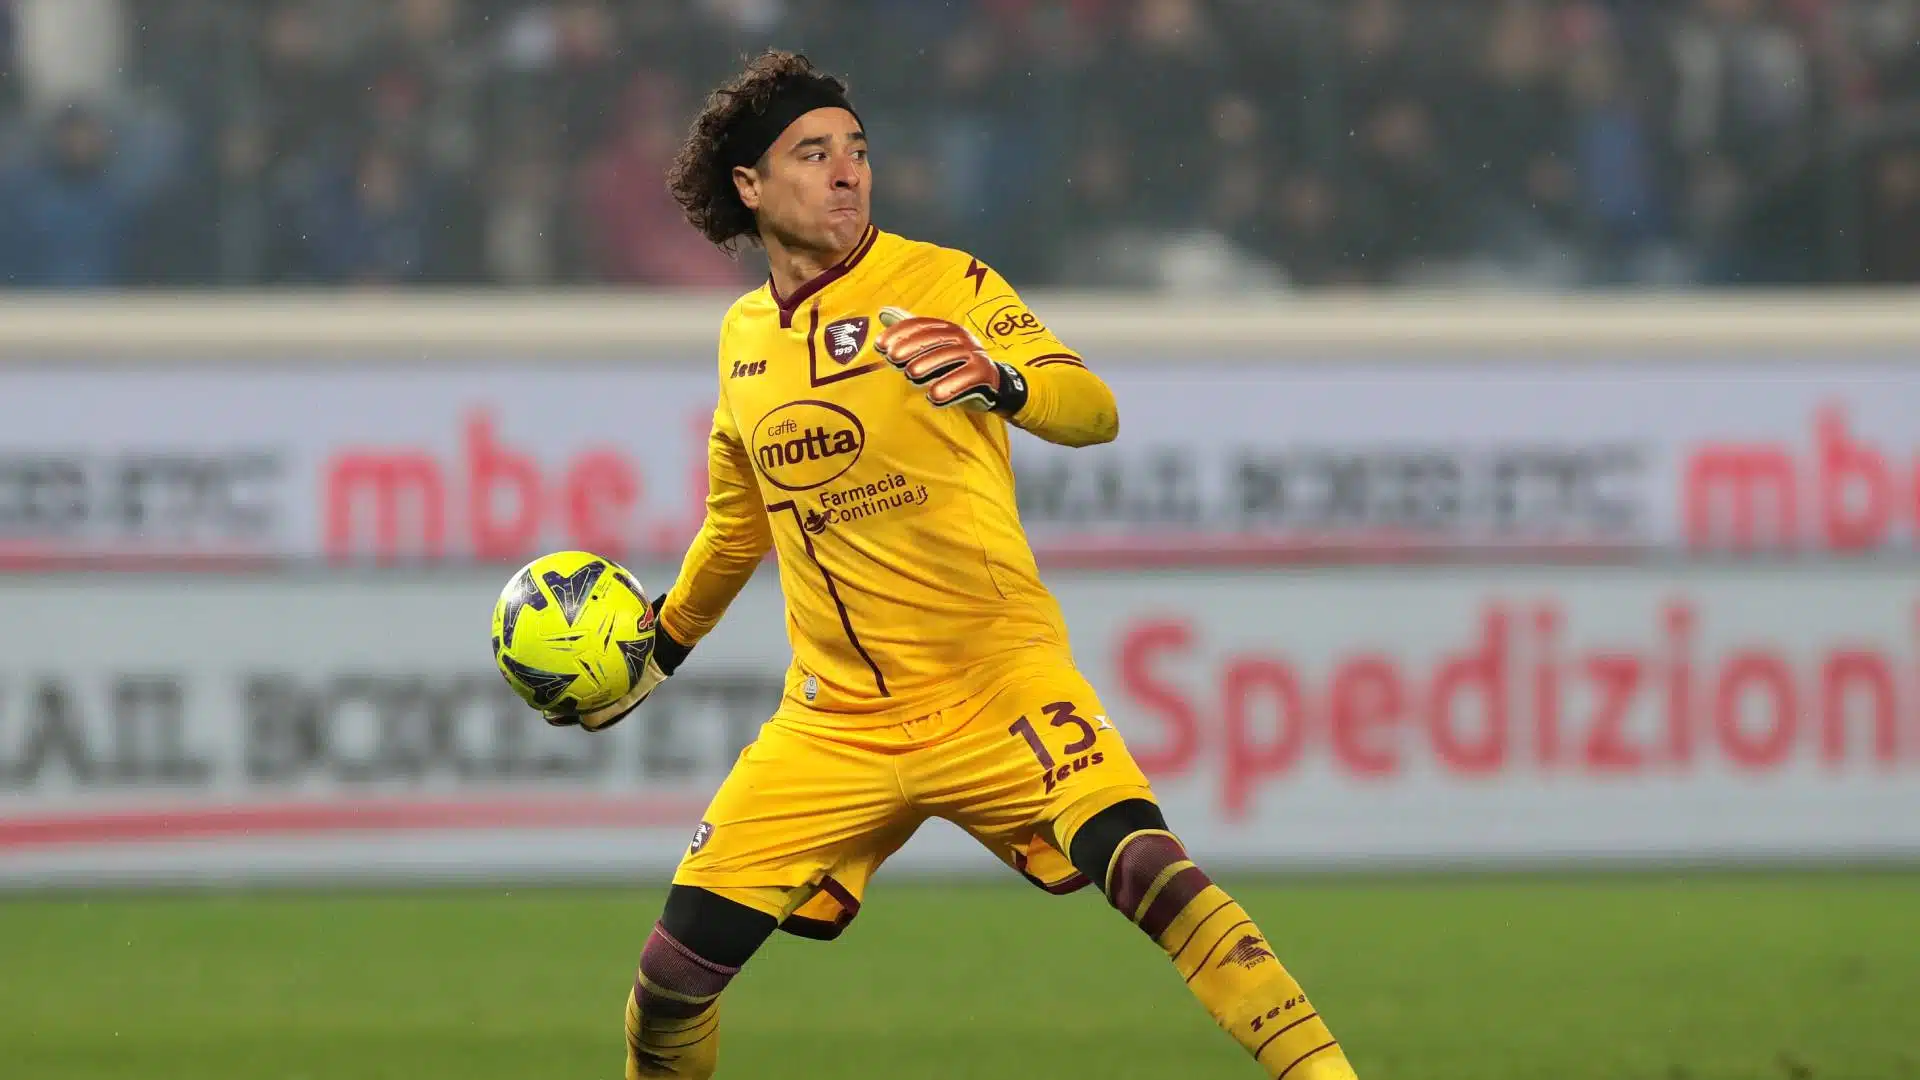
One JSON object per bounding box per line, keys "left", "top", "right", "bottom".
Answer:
{"left": 823, "top": 317, "right": 869, "bottom": 364}
{"left": 1218, "top": 935, "right": 1275, "bottom": 971}
{"left": 689, "top": 821, "right": 714, "bottom": 855}
{"left": 803, "top": 675, "right": 818, "bottom": 702}
{"left": 752, "top": 400, "right": 866, "bottom": 491}
{"left": 1041, "top": 751, "right": 1106, "bottom": 794}
{"left": 966, "top": 298, "right": 1048, "bottom": 346}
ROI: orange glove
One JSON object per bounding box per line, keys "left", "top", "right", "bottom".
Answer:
{"left": 873, "top": 306, "right": 1029, "bottom": 414}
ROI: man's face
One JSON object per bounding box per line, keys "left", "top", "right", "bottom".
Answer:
{"left": 735, "top": 107, "right": 870, "bottom": 255}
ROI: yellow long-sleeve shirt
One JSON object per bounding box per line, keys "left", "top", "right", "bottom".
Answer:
{"left": 659, "top": 225, "right": 1118, "bottom": 726}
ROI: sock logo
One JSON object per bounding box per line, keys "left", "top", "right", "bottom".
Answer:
{"left": 1248, "top": 996, "right": 1310, "bottom": 1034}
{"left": 1218, "top": 934, "right": 1275, "bottom": 971}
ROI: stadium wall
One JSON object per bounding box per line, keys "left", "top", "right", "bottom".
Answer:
{"left": 1, "top": 293, "right": 1916, "bottom": 886}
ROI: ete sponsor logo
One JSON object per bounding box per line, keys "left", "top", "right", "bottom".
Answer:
{"left": 823, "top": 317, "right": 869, "bottom": 364}
{"left": 752, "top": 401, "right": 865, "bottom": 491}
{"left": 729, "top": 359, "right": 767, "bottom": 378}
{"left": 969, "top": 299, "right": 1046, "bottom": 344}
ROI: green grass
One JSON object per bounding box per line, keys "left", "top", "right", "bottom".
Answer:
{"left": 3, "top": 873, "right": 1916, "bottom": 1079}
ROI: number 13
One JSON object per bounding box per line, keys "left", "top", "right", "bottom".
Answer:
{"left": 1008, "top": 700, "right": 1098, "bottom": 770}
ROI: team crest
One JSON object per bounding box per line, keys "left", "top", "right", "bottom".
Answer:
{"left": 824, "top": 317, "right": 870, "bottom": 364}
{"left": 689, "top": 821, "right": 714, "bottom": 855}
{"left": 1217, "top": 934, "right": 1275, "bottom": 970}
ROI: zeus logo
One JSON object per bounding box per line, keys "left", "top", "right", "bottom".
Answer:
{"left": 1040, "top": 751, "right": 1106, "bottom": 794}
{"left": 730, "top": 359, "right": 767, "bottom": 378}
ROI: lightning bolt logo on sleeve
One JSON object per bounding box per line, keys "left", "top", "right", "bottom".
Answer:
{"left": 964, "top": 258, "right": 988, "bottom": 296}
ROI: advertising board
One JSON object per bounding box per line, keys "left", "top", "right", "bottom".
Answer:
{"left": 4, "top": 359, "right": 1919, "bottom": 567}
{"left": 2, "top": 565, "right": 1914, "bottom": 886}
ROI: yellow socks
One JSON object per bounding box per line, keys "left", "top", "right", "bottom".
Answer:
{"left": 1106, "top": 831, "right": 1359, "bottom": 1079}
{"left": 624, "top": 925, "right": 731, "bottom": 1078}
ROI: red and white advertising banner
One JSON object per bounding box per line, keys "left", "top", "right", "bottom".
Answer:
{"left": 1, "top": 564, "right": 1914, "bottom": 886}
{"left": 2, "top": 356, "right": 1917, "bottom": 567}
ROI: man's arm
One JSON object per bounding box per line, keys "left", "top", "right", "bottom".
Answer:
{"left": 657, "top": 400, "right": 774, "bottom": 647}
{"left": 874, "top": 259, "right": 1117, "bottom": 448}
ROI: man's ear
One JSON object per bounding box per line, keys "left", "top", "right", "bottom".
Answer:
{"left": 732, "top": 164, "right": 762, "bottom": 211}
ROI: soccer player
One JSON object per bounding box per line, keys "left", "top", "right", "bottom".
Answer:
{"left": 604, "top": 50, "right": 1359, "bottom": 1079}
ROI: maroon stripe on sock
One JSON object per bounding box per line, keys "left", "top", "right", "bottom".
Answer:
{"left": 1185, "top": 920, "right": 1254, "bottom": 984}
{"left": 633, "top": 977, "right": 712, "bottom": 1021}
{"left": 1137, "top": 865, "right": 1214, "bottom": 941}
{"left": 1106, "top": 833, "right": 1185, "bottom": 914}
{"left": 1169, "top": 897, "right": 1236, "bottom": 966}
{"left": 1253, "top": 1012, "right": 1321, "bottom": 1061}
{"left": 634, "top": 921, "right": 736, "bottom": 1019}
{"left": 1276, "top": 1041, "right": 1340, "bottom": 1079}
{"left": 653, "top": 1012, "right": 721, "bottom": 1050}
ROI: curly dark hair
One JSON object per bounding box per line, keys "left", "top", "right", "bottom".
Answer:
{"left": 669, "top": 50, "right": 851, "bottom": 252}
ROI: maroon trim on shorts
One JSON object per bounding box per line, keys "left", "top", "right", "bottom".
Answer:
{"left": 817, "top": 875, "right": 861, "bottom": 925}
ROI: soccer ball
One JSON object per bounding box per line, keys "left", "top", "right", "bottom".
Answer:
{"left": 490, "top": 550, "right": 657, "bottom": 718}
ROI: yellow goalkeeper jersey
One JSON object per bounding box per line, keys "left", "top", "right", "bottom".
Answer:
{"left": 658, "top": 225, "right": 1119, "bottom": 727}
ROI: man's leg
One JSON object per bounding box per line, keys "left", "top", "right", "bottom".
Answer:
{"left": 916, "top": 666, "right": 1357, "bottom": 1076}
{"left": 626, "top": 715, "right": 917, "bottom": 1078}
{"left": 1063, "top": 798, "right": 1360, "bottom": 1080}
{"left": 625, "top": 885, "right": 776, "bottom": 1079}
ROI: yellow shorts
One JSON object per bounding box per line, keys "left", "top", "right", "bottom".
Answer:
{"left": 672, "top": 664, "right": 1155, "bottom": 931}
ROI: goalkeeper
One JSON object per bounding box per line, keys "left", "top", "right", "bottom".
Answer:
{"left": 575, "top": 49, "right": 1360, "bottom": 1080}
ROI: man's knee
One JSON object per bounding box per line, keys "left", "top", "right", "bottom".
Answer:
{"left": 632, "top": 887, "right": 772, "bottom": 1027}
{"left": 658, "top": 884, "right": 777, "bottom": 969}
{"left": 1066, "top": 799, "right": 1214, "bottom": 928}
{"left": 627, "top": 887, "right": 773, "bottom": 1077}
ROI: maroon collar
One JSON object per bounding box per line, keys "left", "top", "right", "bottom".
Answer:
{"left": 769, "top": 224, "right": 879, "bottom": 328}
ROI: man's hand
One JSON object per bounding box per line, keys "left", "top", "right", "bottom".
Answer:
{"left": 874, "top": 306, "right": 1029, "bottom": 414}
{"left": 543, "top": 593, "right": 693, "bottom": 732}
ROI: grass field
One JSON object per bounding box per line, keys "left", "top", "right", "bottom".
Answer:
{"left": 4, "top": 872, "right": 1915, "bottom": 1080}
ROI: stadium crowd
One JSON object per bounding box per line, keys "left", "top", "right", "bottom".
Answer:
{"left": 0, "top": 0, "right": 1915, "bottom": 290}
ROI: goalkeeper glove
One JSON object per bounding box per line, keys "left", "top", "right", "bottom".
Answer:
{"left": 874, "top": 306, "right": 1029, "bottom": 414}
{"left": 543, "top": 593, "right": 693, "bottom": 732}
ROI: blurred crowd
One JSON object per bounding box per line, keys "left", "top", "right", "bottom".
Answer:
{"left": 0, "top": 0, "right": 1916, "bottom": 291}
